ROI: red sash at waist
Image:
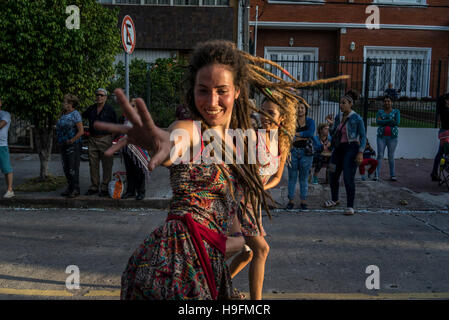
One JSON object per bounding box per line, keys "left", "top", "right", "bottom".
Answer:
{"left": 166, "top": 213, "right": 227, "bottom": 300}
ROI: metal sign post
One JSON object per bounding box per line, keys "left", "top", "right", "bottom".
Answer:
{"left": 121, "top": 15, "right": 136, "bottom": 99}
{"left": 125, "top": 52, "right": 129, "bottom": 98}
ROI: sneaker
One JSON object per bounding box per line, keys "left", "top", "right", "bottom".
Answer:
{"left": 372, "top": 175, "right": 378, "bottom": 181}
{"left": 3, "top": 190, "right": 15, "bottom": 198}
{"left": 286, "top": 202, "right": 294, "bottom": 210}
{"left": 344, "top": 207, "right": 355, "bottom": 215}
{"left": 390, "top": 176, "right": 397, "bottom": 182}
{"left": 300, "top": 203, "right": 308, "bottom": 210}
{"left": 361, "top": 174, "right": 366, "bottom": 181}
{"left": 312, "top": 176, "right": 319, "bottom": 185}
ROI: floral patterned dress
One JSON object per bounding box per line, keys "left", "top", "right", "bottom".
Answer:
{"left": 235, "top": 133, "right": 279, "bottom": 237}
{"left": 120, "top": 163, "right": 245, "bottom": 300}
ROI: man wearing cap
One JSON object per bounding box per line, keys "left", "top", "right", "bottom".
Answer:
{"left": 82, "top": 88, "right": 118, "bottom": 197}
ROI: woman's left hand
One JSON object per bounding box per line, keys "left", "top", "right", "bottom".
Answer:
{"left": 356, "top": 152, "right": 363, "bottom": 166}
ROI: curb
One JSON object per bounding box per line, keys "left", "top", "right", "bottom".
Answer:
{"left": 0, "top": 197, "right": 171, "bottom": 209}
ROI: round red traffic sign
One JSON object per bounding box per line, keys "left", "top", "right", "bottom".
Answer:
{"left": 121, "top": 15, "right": 136, "bottom": 54}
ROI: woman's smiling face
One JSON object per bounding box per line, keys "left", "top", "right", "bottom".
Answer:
{"left": 260, "top": 100, "right": 282, "bottom": 130}
{"left": 194, "top": 64, "right": 240, "bottom": 128}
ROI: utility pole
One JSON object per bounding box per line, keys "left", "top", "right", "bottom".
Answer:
{"left": 254, "top": 5, "right": 258, "bottom": 56}
{"left": 241, "top": 0, "right": 250, "bottom": 53}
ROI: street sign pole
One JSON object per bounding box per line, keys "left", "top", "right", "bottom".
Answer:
{"left": 125, "top": 52, "right": 129, "bottom": 99}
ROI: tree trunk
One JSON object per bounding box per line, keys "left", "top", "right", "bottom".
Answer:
{"left": 34, "top": 119, "right": 55, "bottom": 181}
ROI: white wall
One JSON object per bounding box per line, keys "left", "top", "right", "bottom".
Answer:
{"left": 367, "top": 126, "right": 439, "bottom": 159}
{"left": 114, "top": 49, "right": 173, "bottom": 65}
{"left": 309, "top": 101, "right": 440, "bottom": 159}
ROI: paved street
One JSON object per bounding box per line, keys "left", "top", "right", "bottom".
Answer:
{"left": 1, "top": 207, "right": 449, "bottom": 300}
{"left": 1, "top": 154, "right": 449, "bottom": 299}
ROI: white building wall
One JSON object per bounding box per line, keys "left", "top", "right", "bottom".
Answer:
{"left": 311, "top": 101, "right": 439, "bottom": 159}
{"left": 367, "top": 126, "right": 439, "bottom": 159}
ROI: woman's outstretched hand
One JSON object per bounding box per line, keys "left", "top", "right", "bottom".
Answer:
{"left": 94, "top": 88, "right": 171, "bottom": 171}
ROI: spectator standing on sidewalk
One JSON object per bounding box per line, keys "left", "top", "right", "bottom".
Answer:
{"left": 56, "top": 94, "right": 84, "bottom": 198}
{"left": 359, "top": 138, "right": 378, "bottom": 181}
{"left": 376, "top": 95, "right": 400, "bottom": 181}
{"left": 175, "top": 103, "right": 192, "bottom": 121}
{"left": 431, "top": 93, "right": 449, "bottom": 181}
{"left": 324, "top": 90, "right": 366, "bottom": 216}
{"left": 119, "top": 98, "right": 146, "bottom": 201}
{"left": 311, "top": 122, "right": 332, "bottom": 184}
{"left": 286, "top": 102, "right": 315, "bottom": 210}
{"left": 384, "top": 83, "right": 399, "bottom": 101}
{"left": 0, "top": 97, "right": 14, "bottom": 198}
{"left": 82, "top": 88, "right": 118, "bottom": 197}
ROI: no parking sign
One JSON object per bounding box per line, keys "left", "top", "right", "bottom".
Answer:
{"left": 121, "top": 15, "right": 136, "bottom": 98}
{"left": 121, "top": 15, "right": 136, "bottom": 54}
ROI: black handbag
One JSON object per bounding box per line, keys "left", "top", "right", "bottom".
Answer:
{"left": 331, "top": 116, "right": 349, "bottom": 150}
{"left": 304, "top": 138, "right": 314, "bottom": 156}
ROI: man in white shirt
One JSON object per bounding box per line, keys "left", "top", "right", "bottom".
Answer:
{"left": 0, "top": 97, "right": 14, "bottom": 198}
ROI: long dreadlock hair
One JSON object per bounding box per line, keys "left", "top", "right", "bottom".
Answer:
{"left": 184, "top": 40, "right": 349, "bottom": 230}
{"left": 259, "top": 90, "right": 298, "bottom": 164}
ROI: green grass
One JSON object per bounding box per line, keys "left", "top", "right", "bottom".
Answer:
{"left": 15, "top": 174, "right": 67, "bottom": 192}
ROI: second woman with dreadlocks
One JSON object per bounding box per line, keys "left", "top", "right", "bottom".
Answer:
{"left": 226, "top": 89, "right": 298, "bottom": 300}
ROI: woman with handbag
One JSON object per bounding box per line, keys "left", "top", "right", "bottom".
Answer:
{"left": 324, "top": 90, "right": 366, "bottom": 215}
{"left": 286, "top": 102, "right": 315, "bottom": 210}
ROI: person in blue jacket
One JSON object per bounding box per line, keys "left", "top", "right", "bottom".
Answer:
{"left": 375, "top": 95, "right": 400, "bottom": 181}
{"left": 286, "top": 102, "right": 315, "bottom": 210}
{"left": 324, "top": 90, "right": 366, "bottom": 215}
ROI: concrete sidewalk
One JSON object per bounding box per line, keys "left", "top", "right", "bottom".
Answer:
{"left": 0, "top": 153, "right": 172, "bottom": 209}
{"left": 0, "top": 153, "right": 448, "bottom": 211}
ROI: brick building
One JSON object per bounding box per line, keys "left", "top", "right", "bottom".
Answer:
{"left": 250, "top": 0, "right": 449, "bottom": 98}
{"left": 97, "top": 0, "right": 248, "bottom": 63}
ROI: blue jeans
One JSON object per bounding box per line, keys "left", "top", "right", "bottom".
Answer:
{"left": 288, "top": 148, "right": 313, "bottom": 201}
{"left": 329, "top": 142, "right": 359, "bottom": 208}
{"left": 376, "top": 136, "right": 398, "bottom": 178}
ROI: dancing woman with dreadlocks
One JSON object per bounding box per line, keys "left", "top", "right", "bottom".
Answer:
{"left": 96, "top": 40, "right": 348, "bottom": 300}
{"left": 225, "top": 89, "right": 298, "bottom": 300}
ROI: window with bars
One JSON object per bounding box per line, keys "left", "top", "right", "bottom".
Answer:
{"left": 144, "top": 0, "right": 170, "bottom": 4}
{"left": 373, "top": 0, "right": 426, "bottom": 5}
{"left": 266, "top": 48, "right": 318, "bottom": 83}
{"left": 115, "top": 0, "right": 141, "bottom": 3}
{"left": 366, "top": 48, "right": 431, "bottom": 98}
{"left": 268, "top": 0, "right": 324, "bottom": 3}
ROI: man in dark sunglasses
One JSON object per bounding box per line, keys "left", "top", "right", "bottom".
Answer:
{"left": 82, "top": 88, "right": 117, "bottom": 197}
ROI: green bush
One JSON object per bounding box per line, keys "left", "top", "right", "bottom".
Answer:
{"left": 107, "top": 57, "right": 187, "bottom": 128}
